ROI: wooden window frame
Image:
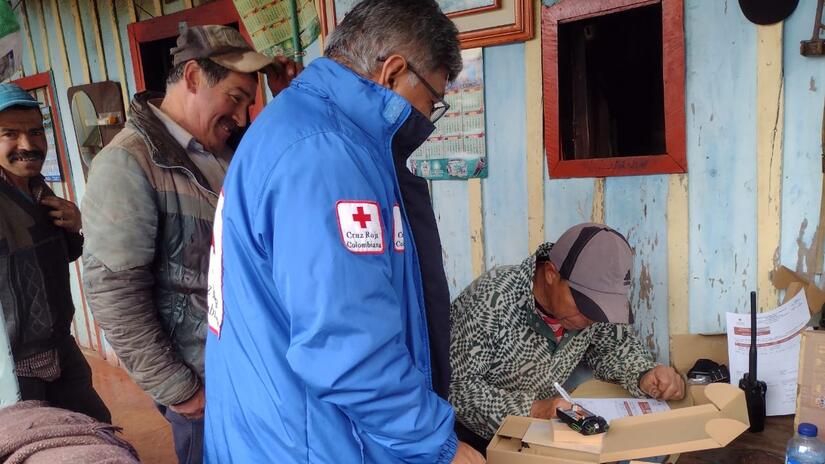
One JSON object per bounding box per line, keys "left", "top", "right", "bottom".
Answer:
{"left": 126, "top": 0, "right": 266, "bottom": 119}
{"left": 542, "top": 0, "right": 686, "bottom": 178}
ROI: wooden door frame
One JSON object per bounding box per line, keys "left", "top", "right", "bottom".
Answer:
{"left": 126, "top": 0, "right": 266, "bottom": 118}
{"left": 13, "top": 71, "right": 103, "bottom": 355}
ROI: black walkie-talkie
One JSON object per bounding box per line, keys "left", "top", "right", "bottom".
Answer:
{"left": 738, "top": 291, "right": 767, "bottom": 433}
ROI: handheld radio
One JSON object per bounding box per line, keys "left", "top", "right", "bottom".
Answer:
{"left": 738, "top": 291, "right": 767, "bottom": 433}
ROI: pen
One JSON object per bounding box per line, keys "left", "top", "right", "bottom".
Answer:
{"left": 554, "top": 381, "right": 575, "bottom": 404}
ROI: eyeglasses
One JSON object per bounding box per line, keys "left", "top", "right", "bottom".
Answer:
{"left": 377, "top": 58, "right": 450, "bottom": 123}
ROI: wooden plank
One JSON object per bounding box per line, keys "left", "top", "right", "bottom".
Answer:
{"left": 667, "top": 174, "right": 689, "bottom": 335}
{"left": 153, "top": 0, "right": 163, "bottom": 17}
{"left": 17, "top": 1, "right": 38, "bottom": 75}
{"left": 779, "top": 0, "right": 825, "bottom": 282}
{"left": 591, "top": 178, "right": 605, "bottom": 223}
{"left": 31, "top": 0, "right": 51, "bottom": 70}
{"left": 68, "top": 0, "right": 92, "bottom": 83}
{"left": 108, "top": 0, "right": 132, "bottom": 111}
{"left": 686, "top": 0, "right": 757, "bottom": 332}
{"left": 525, "top": 0, "right": 544, "bottom": 252}
{"left": 432, "top": 181, "right": 474, "bottom": 299}
{"left": 482, "top": 43, "right": 530, "bottom": 268}
{"left": 468, "top": 178, "right": 485, "bottom": 278}
{"left": 116, "top": 0, "right": 139, "bottom": 99}
{"left": 97, "top": 0, "right": 129, "bottom": 111}
{"left": 605, "top": 175, "right": 671, "bottom": 364}
{"left": 756, "top": 22, "right": 784, "bottom": 310}
{"left": 164, "top": 0, "right": 188, "bottom": 15}
{"left": 84, "top": 0, "right": 110, "bottom": 80}
{"left": 127, "top": 0, "right": 137, "bottom": 22}
{"left": 544, "top": 177, "right": 595, "bottom": 242}
{"left": 47, "top": 0, "right": 75, "bottom": 86}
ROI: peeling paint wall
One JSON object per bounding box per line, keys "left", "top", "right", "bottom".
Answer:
{"left": 781, "top": 0, "right": 825, "bottom": 285}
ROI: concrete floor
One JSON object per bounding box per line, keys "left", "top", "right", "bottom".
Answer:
{"left": 86, "top": 353, "right": 177, "bottom": 463}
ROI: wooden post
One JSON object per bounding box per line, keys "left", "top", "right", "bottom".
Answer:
{"left": 288, "top": 0, "right": 302, "bottom": 65}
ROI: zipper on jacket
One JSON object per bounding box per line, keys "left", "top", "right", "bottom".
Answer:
{"left": 150, "top": 159, "right": 219, "bottom": 200}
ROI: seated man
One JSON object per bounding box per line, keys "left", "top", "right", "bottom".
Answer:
{"left": 450, "top": 222, "right": 684, "bottom": 448}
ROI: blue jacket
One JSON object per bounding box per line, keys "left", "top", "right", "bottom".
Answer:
{"left": 204, "top": 58, "right": 458, "bottom": 463}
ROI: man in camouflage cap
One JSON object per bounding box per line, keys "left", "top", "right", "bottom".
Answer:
{"left": 82, "top": 24, "right": 294, "bottom": 464}
{"left": 450, "top": 223, "right": 685, "bottom": 452}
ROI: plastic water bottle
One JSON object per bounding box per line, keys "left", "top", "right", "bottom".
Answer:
{"left": 785, "top": 423, "right": 825, "bottom": 464}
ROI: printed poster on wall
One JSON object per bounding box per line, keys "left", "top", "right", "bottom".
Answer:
{"left": 0, "top": 0, "right": 20, "bottom": 82}
{"left": 233, "top": 0, "right": 320, "bottom": 58}
{"left": 40, "top": 106, "right": 62, "bottom": 182}
{"left": 408, "top": 48, "right": 487, "bottom": 180}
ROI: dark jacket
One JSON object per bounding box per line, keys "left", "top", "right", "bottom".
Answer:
{"left": 0, "top": 180, "right": 81, "bottom": 360}
{"left": 82, "top": 91, "right": 223, "bottom": 406}
{"left": 393, "top": 143, "right": 452, "bottom": 400}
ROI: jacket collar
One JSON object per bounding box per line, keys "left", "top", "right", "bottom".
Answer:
{"left": 292, "top": 58, "right": 413, "bottom": 146}
{"left": 517, "top": 242, "right": 580, "bottom": 344}
{"left": 126, "top": 91, "right": 215, "bottom": 192}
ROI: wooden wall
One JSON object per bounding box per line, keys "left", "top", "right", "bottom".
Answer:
{"left": 1, "top": 0, "right": 824, "bottom": 405}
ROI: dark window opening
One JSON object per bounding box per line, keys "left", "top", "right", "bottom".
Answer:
{"left": 138, "top": 22, "right": 241, "bottom": 93}
{"left": 558, "top": 3, "right": 665, "bottom": 160}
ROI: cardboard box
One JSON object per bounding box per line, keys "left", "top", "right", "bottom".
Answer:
{"left": 487, "top": 382, "right": 749, "bottom": 463}
{"left": 670, "top": 333, "right": 728, "bottom": 404}
{"left": 772, "top": 266, "right": 825, "bottom": 315}
{"left": 795, "top": 330, "right": 825, "bottom": 443}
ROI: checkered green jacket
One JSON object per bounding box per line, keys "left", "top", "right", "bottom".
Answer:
{"left": 449, "top": 243, "right": 657, "bottom": 439}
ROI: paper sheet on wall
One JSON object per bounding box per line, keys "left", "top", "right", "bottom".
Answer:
{"left": 407, "top": 48, "right": 487, "bottom": 180}
{"left": 40, "top": 105, "right": 62, "bottom": 182}
{"left": 726, "top": 290, "right": 810, "bottom": 416}
{"left": 572, "top": 398, "right": 670, "bottom": 424}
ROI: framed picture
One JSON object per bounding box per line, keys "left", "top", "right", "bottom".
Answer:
{"left": 318, "top": 0, "right": 534, "bottom": 49}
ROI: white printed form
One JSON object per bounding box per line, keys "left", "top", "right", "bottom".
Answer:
{"left": 573, "top": 398, "right": 670, "bottom": 424}
{"left": 726, "top": 290, "right": 811, "bottom": 416}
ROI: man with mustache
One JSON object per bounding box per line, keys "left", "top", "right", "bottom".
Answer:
{"left": 0, "top": 83, "right": 110, "bottom": 422}
{"left": 81, "top": 25, "right": 294, "bottom": 464}
{"left": 450, "top": 223, "right": 685, "bottom": 452}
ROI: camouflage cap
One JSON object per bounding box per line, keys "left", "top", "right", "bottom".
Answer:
{"left": 171, "top": 24, "right": 272, "bottom": 73}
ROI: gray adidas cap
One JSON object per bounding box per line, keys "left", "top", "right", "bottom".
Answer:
{"left": 547, "top": 223, "right": 634, "bottom": 324}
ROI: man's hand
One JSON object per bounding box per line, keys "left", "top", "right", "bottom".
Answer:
{"left": 451, "top": 441, "right": 485, "bottom": 464}
{"left": 639, "top": 365, "right": 685, "bottom": 401}
{"left": 169, "top": 387, "right": 205, "bottom": 420}
{"left": 263, "top": 57, "right": 301, "bottom": 97}
{"left": 530, "top": 396, "right": 573, "bottom": 420}
{"left": 41, "top": 195, "right": 82, "bottom": 233}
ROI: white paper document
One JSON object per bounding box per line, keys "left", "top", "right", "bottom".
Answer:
{"left": 726, "top": 290, "right": 810, "bottom": 416}
{"left": 572, "top": 398, "right": 671, "bottom": 424}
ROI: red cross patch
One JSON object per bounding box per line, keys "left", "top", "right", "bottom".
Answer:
{"left": 336, "top": 201, "right": 385, "bottom": 254}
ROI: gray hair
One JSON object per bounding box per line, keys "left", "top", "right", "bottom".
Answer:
{"left": 324, "top": 0, "right": 462, "bottom": 82}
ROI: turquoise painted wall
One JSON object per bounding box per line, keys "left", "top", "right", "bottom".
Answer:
{"left": 781, "top": 1, "right": 825, "bottom": 280}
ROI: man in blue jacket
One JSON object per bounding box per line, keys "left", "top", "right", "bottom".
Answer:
{"left": 203, "top": 1, "right": 484, "bottom": 462}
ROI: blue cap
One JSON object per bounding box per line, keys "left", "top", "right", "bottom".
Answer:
{"left": 0, "top": 83, "right": 39, "bottom": 113}
{"left": 799, "top": 423, "right": 818, "bottom": 438}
